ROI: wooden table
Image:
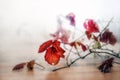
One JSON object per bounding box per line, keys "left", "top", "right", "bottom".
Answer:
{"left": 0, "top": 43, "right": 120, "bottom": 80}
{"left": 0, "top": 58, "right": 120, "bottom": 80}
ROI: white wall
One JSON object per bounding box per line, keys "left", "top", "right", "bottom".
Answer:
{"left": 0, "top": 0, "right": 120, "bottom": 62}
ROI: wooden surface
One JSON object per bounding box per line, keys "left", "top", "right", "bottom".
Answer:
{"left": 0, "top": 43, "right": 120, "bottom": 80}
{"left": 0, "top": 59, "right": 120, "bottom": 80}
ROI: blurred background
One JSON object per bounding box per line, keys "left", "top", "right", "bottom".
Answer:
{"left": 0, "top": 0, "right": 120, "bottom": 63}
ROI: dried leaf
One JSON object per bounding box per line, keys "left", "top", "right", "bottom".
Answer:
{"left": 80, "top": 43, "right": 87, "bottom": 51}
{"left": 70, "top": 41, "right": 87, "bottom": 51}
{"left": 99, "top": 29, "right": 117, "bottom": 45}
{"left": 93, "top": 35, "right": 98, "bottom": 41}
{"left": 98, "top": 57, "right": 114, "bottom": 73}
{"left": 45, "top": 47, "right": 60, "bottom": 65}
{"left": 13, "top": 63, "right": 26, "bottom": 71}
{"left": 27, "top": 60, "right": 35, "bottom": 70}
{"left": 85, "top": 31, "right": 92, "bottom": 39}
{"left": 38, "top": 40, "right": 52, "bottom": 53}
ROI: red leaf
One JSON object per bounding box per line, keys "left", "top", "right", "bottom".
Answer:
{"left": 109, "top": 34, "right": 117, "bottom": 45}
{"left": 93, "top": 35, "right": 98, "bottom": 41}
{"left": 84, "top": 19, "right": 99, "bottom": 33}
{"left": 80, "top": 43, "right": 87, "bottom": 51}
{"left": 70, "top": 42, "right": 75, "bottom": 46}
{"left": 38, "top": 40, "right": 52, "bottom": 53}
{"left": 53, "top": 40, "right": 60, "bottom": 46}
{"left": 99, "top": 29, "right": 117, "bottom": 45}
{"left": 45, "top": 47, "right": 60, "bottom": 65}
{"left": 85, "top": 31, "right": 92, "bottom": 39}
{"left": 54, "top": 46, "right": 65, "bottom": 58}
{"left": 52, "top": 40, "right": 65, "bottom": 58}
{"left": 12, "top": 63, "right": 26, "bottom": 70}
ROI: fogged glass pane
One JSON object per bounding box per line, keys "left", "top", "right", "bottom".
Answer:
{"left": 0, "top": 0, "right": 120, "bottom": 63}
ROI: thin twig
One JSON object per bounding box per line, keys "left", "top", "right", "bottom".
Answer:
{"left": 97, "top": 18, "right": 113, "bottom": 38}
{"left": 35, "top": 63, "right": 45, "bottom": 69}
{"left": 52, "top": 48, "right": 120, "bottom": 71}
{"left": 66, "top": 47, "right": 73, "bottom": 65}
{"left": 52, "top": 52, "right": 91, "bottom": 71}
{"left": 91, "top": 50, "right": 120, "bottom": 59}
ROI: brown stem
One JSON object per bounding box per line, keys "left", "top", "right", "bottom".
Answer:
{"left": 52, "top": 48, "right": 120, "bottom": 71}
{"left": 35, "top": 63, "right": 45, "bottom": 69}
{"left": 91, "top": 50, "right": 120, "bottom": 59}
{"left": 52, "top": 52, "right": 91, "bottom": 71}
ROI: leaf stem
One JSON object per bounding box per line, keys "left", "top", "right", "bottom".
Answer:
{"left": 35, "top": 63, "right": 45, "bottom": 69}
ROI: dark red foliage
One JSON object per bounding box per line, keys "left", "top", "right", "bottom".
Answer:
{"left": 66, "top": 12, "right": 76, "bottom": 26}
{"left": 84, "top": 19, "right": 99, "bottom": 33}
{"left": 98, "top": 57, "right": 114, "bottom": 73}
{"left": 80, "top": 43, "right": 87, "bottom": 51}
{"left": 38, "top": 40, "right": 65, "bottom": 65}
{"left": 13, "top": 63, "right": 26, "bottom": 70}
{"left": 85, "top": 31, "right": 92, "bottom": 39}
{"left": 93, "top": 35, "right": 98, "bottom": 41}
{"left": 99, "top": 29, "right": 117, "bottom": 45}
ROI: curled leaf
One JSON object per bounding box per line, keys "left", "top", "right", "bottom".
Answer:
{"left": 85, "top": 31, "right": 92, "bottom": 39}
{"left": 70, "top": 41, "right": 80, "bottom": 49}
{"left": 38, "top": 40, "right": 52, "bottom": 53}
{"left": 13, "top": 63, "right": 26, "bottom": 71}
{"left": 27, "top": 60, "right": 35, "bottom": 70}
{"left": 80, "top": 43, "right": 87, "bottom": 51}
{"left": 93, "top": 35, "right": 98, "bottom": 41}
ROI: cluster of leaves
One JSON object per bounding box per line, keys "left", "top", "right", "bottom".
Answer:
{"left": 13, "top": 60, "right": 44, "bottom": 71}
{"left": 13, "top": 60, "right": 35, "bottom": 71}
{"left": 13, "top": 13, "right": 119, "bottom": 73}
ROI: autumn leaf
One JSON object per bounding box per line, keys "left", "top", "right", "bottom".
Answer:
{"left": 80, "top": 43, "right": 87, "bottom": 51}
{"left": 70, "top": 41, "right": 80, "bottom": 49}
{"left": 52, "top": 40, "right": 60, "bottom": 46}
{"left": 38, "top": 40, "right": 52, "bottom": 53}
{"left": 98, "top": 57, "right": 114, "bottom": 73}
{"left": 99, "top": 29, "right": 117, "bottom": 45}
{"left": 93, "top": 35, "right": 98, "bottom": 41}
{"left": 27, "top": 60, "right": 35, "bottom": 70}
{"left": 84, "top": 19, "right": 99, "bottom": 33}
{"left": 85, "top": 31, "right": 92, "bottom": 39}
{"left": 12, "top": 63, "right": 26, "bottom": 71}
{"left": 45, "top": 47, "right": 61, "bottom": 65}
{"left": 109, "top": 34, "right": 117, "bottom": 45}
{"left": 70, "top": 41, "right": 87, "bottom": 51}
